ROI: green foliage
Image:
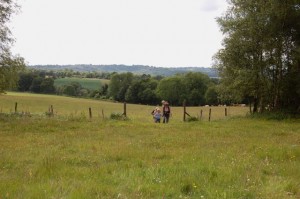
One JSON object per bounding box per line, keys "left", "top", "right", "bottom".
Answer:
{"left": 40, "top": 78, "right": 55, "bottom": 94}
{"left": 0, "top": 1, "right": 25, "bottom": 93}
{"left": 214, "top": 0, "right": 300, "bottom": 113}
{"left": 18, "top": 72, "right": 34, "bottom": 91}
{"left": 156, "top": 72, "right": 214, "bottom": 106}
{"left": 205, "top": 86, "right": 218, "bottom": 105}
{"left": 29, "top": 77, "right": 43, "bottom": 93}
{"left": 183, "top": 72, "right": 211, "bottom": 106}
{"left": 125, "top": 77, "right": 159, "bottom": 104}
{"left": 156, "top": 76, "right": 186, "bottom": 105}
{"left": 186, "top": 116, "right": 199, "bottom": 122}
{"left": 109, "top": 72, "right": 133, "bottom": 101}
{"left": 0, "top": 55, "right": 25, "bottom": 93}
{"left": 110, "top": 112, "right": 128, "bottom": 120}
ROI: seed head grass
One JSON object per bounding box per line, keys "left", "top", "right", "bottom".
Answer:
{"left": 0, "top": 92, "right": 299, "bottom": 198}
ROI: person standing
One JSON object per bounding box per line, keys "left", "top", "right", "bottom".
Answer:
{"left": 162, "top": 100, "right": 171, "bottom": 123}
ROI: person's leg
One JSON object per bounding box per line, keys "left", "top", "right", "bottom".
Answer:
{"left": 166, "top": 115, "right": 169, "bottom": 123}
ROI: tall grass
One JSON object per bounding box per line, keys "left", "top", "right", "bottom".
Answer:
{"left": 0, "top": 92, "right": 299, "bottom": 198}
{"left": 0, "top": 92, "right": 248, "bottom": 122}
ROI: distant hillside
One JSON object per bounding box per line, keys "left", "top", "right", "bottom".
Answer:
{"left": 28, "top": 64, "right": 218, "bottom": 78}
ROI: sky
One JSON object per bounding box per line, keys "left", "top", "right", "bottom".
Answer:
{"left": 10, "top": 0, "right": 229, "bottom": 67}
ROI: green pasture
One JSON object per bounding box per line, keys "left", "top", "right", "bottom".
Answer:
{"left": 0, "top": 92, "right": 248, "bottom": 122}
{"left": 0, "top": 92, "right": 300, "bottom": 198}
{"left": 54, "top": 78, "right": 109, "bottom": 90}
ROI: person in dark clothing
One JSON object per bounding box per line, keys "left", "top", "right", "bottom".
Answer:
{"left": 162, "top": 100, "right": 171, "bottom": 123}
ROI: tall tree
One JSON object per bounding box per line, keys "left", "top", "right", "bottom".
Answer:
{"left": 0, "top": 0, "right": 25, "bottom": 93}
{"left": 18, "top": 72, "right": 34, "bottom": 91}
{"left": 156, "top": 76, "right": 186, "bottom": 106}
{"left": 125, "top": 77, "right": 158, "bottom": 104}
{"left": 109, "top": 72, "right": 133, "bottom": 101}
{"left": 214, "top": 0, "right": 300, "bottom": 113}
{"left": 182, "top": 72, "right": 211, "bottom": 106}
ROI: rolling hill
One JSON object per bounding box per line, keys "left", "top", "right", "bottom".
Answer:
{"left": 28, "top": 64, "right": 218, "bottom": 78}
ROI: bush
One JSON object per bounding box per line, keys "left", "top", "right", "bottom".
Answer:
{"left": 247, "top": 112, "right": 295, "bottom": 120}
{"left": 186, "top": 116, "right": 199, "bottom": 122}
{"left": 110, "top": 112, "right": 128, "bottom": 120}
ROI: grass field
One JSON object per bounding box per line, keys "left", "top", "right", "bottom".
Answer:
{"left": 54, "top": 78, "right": 110, "bottom": 91}
{"left": 0, "top": 92, "right": 300, "bottom": 198}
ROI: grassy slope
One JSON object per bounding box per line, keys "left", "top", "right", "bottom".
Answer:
{"left": 0, "top": 93, "right": 299, "bottom": 198}
{"left": 0, "top": 92, "right": 248, "bottom": 122}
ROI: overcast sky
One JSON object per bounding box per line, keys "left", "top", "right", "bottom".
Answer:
{"left": 10, "top": 0, "right": 228, "bottom": 67}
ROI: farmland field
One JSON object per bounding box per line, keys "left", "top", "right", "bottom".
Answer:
{"left": 0, "top": 92, "right": 299, "bottom": 198}
{"left": 54, "top": 77, "right": 110, "bottom": 91}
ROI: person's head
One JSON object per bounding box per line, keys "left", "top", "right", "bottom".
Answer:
{"left": 161, "top": 100, "right": 166, "bottom": 105}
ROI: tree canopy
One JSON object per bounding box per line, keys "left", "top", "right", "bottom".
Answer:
{"left": 214, "top": 0, "right": 300, "bottom": 113}
{"left": 0, "top": 0, "right": 25, "bottom": 93}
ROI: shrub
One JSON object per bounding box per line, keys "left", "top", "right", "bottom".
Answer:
{"left": 186, "top": 116, "right": 199, "bottom": 122}
{"left": 110, "top": 112, "right": 128, "bottom": 120}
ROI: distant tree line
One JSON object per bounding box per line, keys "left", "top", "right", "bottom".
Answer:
{"left": 28, "top": 64, "right": 218, "bottom": 78}
{"left": 16, "top": 69, "right": 111, "bottom": 97}
{"left": 108, "top": 72, "right": 219, "bottom": 106}
{"left": 15, "top": 69, "right": 219, "bottom": 106}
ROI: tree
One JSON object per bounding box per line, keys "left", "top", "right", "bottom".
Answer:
{"left": 125, "top": 78, "right": 159, "bottom": 104}
{"left": 205, "top": 86, "right": 218, "bottom": 106}
{"left": 0, "top": 0, "right": 25, "bottom": 93}
{"left": 214, "top": 0, "right": 300, "bottom": 113}
{"left": 63, "top": 85, "right": 76, "bottom": 96}
{"left": 182, "top": 72, "right": 211, "bottom": 106}
{"left": 30, "top": 77, "right": 43, "bottom": 93}
{"left": 18, "top": 72, "right": 34, "bottom": 91}
{"left": 156, "top": 76, "right": 186, "bottom": 106}
{"left": 109, "top": 72, "right": 133, "bottom": 101}
{"left": 40, "top": 78, "right": 55, "bottom": 94}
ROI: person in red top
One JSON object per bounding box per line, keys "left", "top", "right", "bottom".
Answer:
{"left": 162, "top": 100, "right": 171, "bottom": 123}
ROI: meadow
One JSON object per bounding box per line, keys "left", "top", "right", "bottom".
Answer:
{"left": 54, "top": 77, "right": 110, "bottom": 91}
{"left": 0, "top": 92, "right": 299, "bottom": 198}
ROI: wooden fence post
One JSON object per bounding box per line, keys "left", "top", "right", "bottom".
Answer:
{"left": 89, "top": 107, "right": 92, "bottom": 119}
{"left": 15, "top": 102, "right": 18, "bottom": 113}
{"left": 200, "top": 109, "right": 203, "bottom": 120}
{"left": 123, "top": 102, "right": 127, "bottom": 117}
{"left": 225, "top": 107, "right": 227, "bottom": 117}
{"left": 51, "top": 105, "right": 54, "bottom": 116}
{"left": 183, "top": 100, "right": 186, "bottom": 122}
{"left": 209, "top": 108, "right": 211, "bottom": 122}
{"left": 102, "top": 109, "right": 104, "bottom": 119}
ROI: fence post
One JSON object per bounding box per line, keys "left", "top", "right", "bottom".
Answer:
{"left": 225, "top": 107, "right": 227, "bottom": 117}
{"left": 200, "top": 109, "right": 203, "bottom": 120}
{"left": 15, "top": 102, "right": 18, "bottom": 113}
{"left": 50, "top": 105, "right": 54, "bottom": 116}
{"left": 123, "top": 102, "right": 127, "bottom": 117}
{"left": 102, "top": 109, "right": 104, "bottom": 119}
{"left": 89, "top": 107, "right": 92, "bottom": 119}
{"left": 209, "top": 108, "right": 211, "bottom": 122}
{"left": 183, "top": 100, "right": 186, "bottom": 122}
